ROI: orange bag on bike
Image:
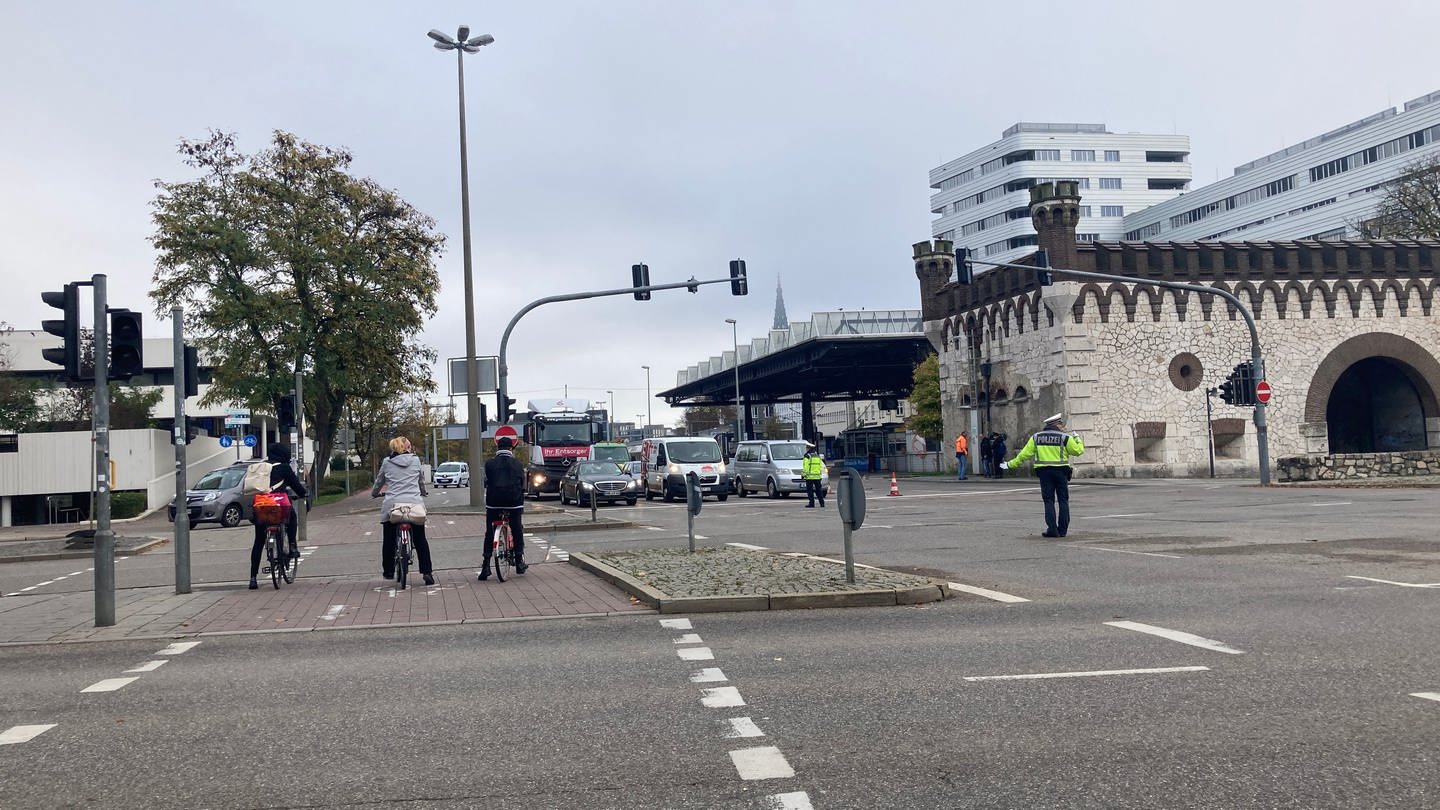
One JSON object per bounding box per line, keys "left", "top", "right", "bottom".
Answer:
{"left": 252, "top": 491, "right": 292, "bottom": 526}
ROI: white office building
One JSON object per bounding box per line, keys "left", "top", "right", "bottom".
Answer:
{"left": 929, "top": 123, "right": 1192, "bottom": 267}
{"left": 1122, "top": 89, "right": 1440, "bottom": 244}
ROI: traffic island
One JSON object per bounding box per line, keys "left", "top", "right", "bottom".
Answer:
{"left": 570, "top": 546, "right": 948, "bottom": 614}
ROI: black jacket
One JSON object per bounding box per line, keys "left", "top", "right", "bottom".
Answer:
{"left": 484, "top": 450, "right": 525, "bottom": 508}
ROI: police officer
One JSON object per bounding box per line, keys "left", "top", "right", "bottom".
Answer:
{"left": 802, "top": 445, "right": 826, "bottom": 508}
{"left": 1001, "top": 413, "right": 1085, "bottom": 538}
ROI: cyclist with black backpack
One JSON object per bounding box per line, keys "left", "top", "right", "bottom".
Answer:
{"left": 480, "top": 436, "right": 527, "bottom": 580}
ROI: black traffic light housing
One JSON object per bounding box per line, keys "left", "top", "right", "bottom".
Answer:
{"left": 170, "top": 415, "right": 200, "bottom": 445}
{"left": 631, "top": 263, "right": 651, "bottom": 301}
{"left": 41, "top": 284, "right": 81, "bottom": 381}
{"left": 1034, "top": 248, "right": 1054, "bottom": 286}
{"left": 182, "top": 344, "right": 200, "bottom": 398}
{"left": 1233, "top": 361, "right": 1256, "bottom": 406}
{"left": 729, "top": 259, "right": 748, "bottom": 296}
{"left": 478, "top": 402, "right": 489, "bottom": 433}
{"left": 501, "top": 396, "right": 517, "bottom": 423}
{"left": 108, "top": 309, "right": 144, "bottom": 379}
{"left": 277, "top": 395, "right": 297, "bottom": 433}
{"left": 954, "top": 248, "right": 973, "bottom": 285}
{"left": 1217, "top": 374, "right": 1236, "bottom": 405}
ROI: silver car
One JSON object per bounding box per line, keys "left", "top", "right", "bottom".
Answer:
{"left": 168, "top": 463, "right": 253, "bottom": 528}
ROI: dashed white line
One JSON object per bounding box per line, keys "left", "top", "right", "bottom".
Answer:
{"left": 81, "top": 677, "right": 140, "bottom": 693}
{"left": 1080, "top": 513, "right": 1154, "bottom": 519}
{"left": 659, "top": 618, "right": 693, "bottom": 630}
{"left": 157, "top": 641, "right": 202, "bottom": 656}
{"left": 948, "top": 582, "right": 1030, "bottom": 603}
{"left": 1082, "top": 546, "right": 1183, "bottom": 559}
{"left": 677, "top": 647, "right": 714, "bottom": 661}
{"left": 726, "top": 543, "right": 769, "bottom": 551}
{"left": 0, "top": 724, "right": 57, "bottom": 745}
{"left": 690, "top": 667, "right": 727, "bottom": 683}
{"left": 701, "top": 686, "right": 746, "bottom": 708}
{"left": 1105, "top": 621, "right": 1244, "bottom": 654}
{"left": 764, "top": 792, "right": 815, "bottom": 810}
{"left": 1345, "top": 576, "right": 1440, "bottom": 588}
{"left": 1412, "top": 692, "right": 1440, "bottom": 703}
{"left": 125, "top": 661, "right": 168, "bottom": 673}
{"left": 964, "top": 666, "right": 1210, "bottom": 682}
{"left": 725, "top": 717, "right": 765, "bottom": 738}
{"left": 673, "top": 633, "right": 704, "bottom": 644}
{"left": 729, "top": 746, "right": 795, "bottom": 780}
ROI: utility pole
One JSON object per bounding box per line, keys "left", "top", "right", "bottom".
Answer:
{"left": 92, "top": 274, "right": 114, "bottom": 626}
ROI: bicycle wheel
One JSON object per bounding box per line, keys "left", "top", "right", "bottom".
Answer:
{"left": 395, "top": 527, "right": 410, "bottom": 590}
{"left": 265, "top": 530, "right": 281, "bottom": 589}
{"left": 493, "top": 522, "right": 511, "bottom": 582}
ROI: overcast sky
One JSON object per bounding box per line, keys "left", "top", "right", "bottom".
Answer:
{"left": 2, "top": 0, "right": 1436, "bottom": 428}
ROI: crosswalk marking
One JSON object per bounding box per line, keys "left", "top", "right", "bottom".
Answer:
{"left": 0, "top": 724, "right": 57, "bottom": 745}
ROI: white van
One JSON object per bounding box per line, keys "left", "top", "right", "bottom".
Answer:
{"left": 433, "top": 461, "right": 469, "bottom": 488}
{"left": 640, "top": 437, "right": 732, "bottom": 502}
{"left": 732, "top": 440, "right": 827, "bottom": 498}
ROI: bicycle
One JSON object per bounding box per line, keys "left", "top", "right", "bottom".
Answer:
{"left": 394, "top": 521, "right": 415, "bottom": 590}
{"left": 489, "top": 511, "right": 514, "bottom": 582}
{"left": 261, "top": 524, "right": 294, "bottom": 589}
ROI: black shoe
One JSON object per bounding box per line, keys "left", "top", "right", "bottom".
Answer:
{"left": 1041, "top": 530, "right": 1060, "bottom": 538}
{"left": 478, "top": 567, "right": 490, "bottom": 581}
{"left": 805, "top": 503, "right": 814, "bottom": 508}
{"left": 289, "top": 545, "right": 300, "bottom": 559}
{"left": 383, "top": 570, "right": 394, "bottom": 579}
{"left": 515, "top": 558, "right": 528, "bottom": 575}
{"left": 248, "top": 579, "right": 258, "bottom": 590}
{"left": 819, "top": 501, "right": 826, "bottom": 507}
{"left": 422, "top": 573, "right": 435, "bottom": 586}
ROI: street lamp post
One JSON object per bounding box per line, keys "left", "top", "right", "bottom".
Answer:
{"left": 605, "top": 389, "right": 613, "bottom": 441}
{"left": 641, "top": 365, "right": 652, "bottom": 435}
{"left": 428, "top": 24, "right": 494, "bottom": 507}
{"left": 725, "top": 319, "right": 742, "bottom": 443}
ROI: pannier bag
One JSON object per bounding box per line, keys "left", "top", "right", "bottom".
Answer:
{"left": 252, "top": 491, "right": 292, "bottom": 526}
{"left": 388, "top": 502, "right": 427, "bottom": 525}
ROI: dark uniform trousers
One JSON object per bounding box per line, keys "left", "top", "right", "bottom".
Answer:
{"left": 1036, "top": 467, "right": 1071, "bottom": 537}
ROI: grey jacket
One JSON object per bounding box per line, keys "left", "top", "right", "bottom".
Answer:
{"left": 372, "top": 452, "right": 427, "bottom": 521}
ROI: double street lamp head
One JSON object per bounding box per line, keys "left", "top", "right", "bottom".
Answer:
{"left": 428, "top": 27, "right": 495, "bottom": 52}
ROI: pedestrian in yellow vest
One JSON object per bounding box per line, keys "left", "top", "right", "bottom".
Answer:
{"left": 1002, "top": 413, "right": 1084, "bottom": 537}
{"left": 802, "top": 445, "right": 826, "bottom": 508}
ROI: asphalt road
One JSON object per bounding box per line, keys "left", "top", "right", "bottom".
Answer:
{"left": 2, "top": 475, "right": 1437, "bottom": 808}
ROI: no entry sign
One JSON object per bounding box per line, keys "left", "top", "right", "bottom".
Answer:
{"left": 1255, "top": 380, "right": 1273, "bottom": 404}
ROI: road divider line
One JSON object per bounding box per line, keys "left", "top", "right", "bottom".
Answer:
{"left": 948, "top": 582, "right": 1030, "bottom": 603}
{"left": 1105, "top": 621, "right": 1244, "bottom": 654}
{"left": 0, "top": 724, "right": 57, "bottom": 745}
{"left": 125, "top": 661, "right": 167, "bottom": 673}
{"left": 81, "top": 677, "right": 140, "bottom": 693}
{"left": 673, "top": 633, "right": 703, "bottom": 644}
{"left": 1412, "top": 692, "right": 1440, "bottom": 703}
{"left": 690, "top": 668, "right": 727, "bottom": 683}
{"left": 764, "top": 792, "right": 814, "bottom": 809}
{"left": 729, "top": 746, "right": 795, "bottom": 780}
{"left": 1079, "top": 513, "right": 1154, "bottom": 519}
{"left": 725, "top": 716, "right": 764, "bottom": 737}
{"left": 157, "top": 641, "right": 202, "bottom": 656}
{"left": 701, "top": 686, "right": 746, "bottom": 708}
{"left": 1345, "top": 576, "right": 1440, "bottom": 588}
{"left": 727, "top": 543, "right": 769, "bottom": 551}
{"left": 1082, "top": 546, "right": 1183, "bottom": 559}
{"left": 677, "top": 647, "right": 715, "bottom": 661}
{"left": 659, "top": 618, "right": 692, "bottom": 630}
{"left": 965, "top": 666, "right": 1210, "bottom": 682}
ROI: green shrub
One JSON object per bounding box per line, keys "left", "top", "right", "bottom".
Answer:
{"left": 112, "top": 491, "right": 147, "bottom": 519}
{"left": 320, "top": 469, "right": 373, "bottom": 496}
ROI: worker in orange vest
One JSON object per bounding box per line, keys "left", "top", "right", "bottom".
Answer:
{"left": 954, "top": 431, "right": 969, "bottom": 480}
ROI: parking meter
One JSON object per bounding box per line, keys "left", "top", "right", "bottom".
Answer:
{"left": 685, "top": 471, "right": 701, "bottom": 553}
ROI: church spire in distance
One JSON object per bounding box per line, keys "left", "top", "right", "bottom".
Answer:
{"left": 772, "top": 275, "right": 789, "bottom": 330}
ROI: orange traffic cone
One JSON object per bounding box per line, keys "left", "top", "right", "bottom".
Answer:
{"left": 888, "top": 472, "right": 901, "bottom": 496}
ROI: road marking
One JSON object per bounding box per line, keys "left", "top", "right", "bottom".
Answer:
{"left": 729, "top": 746, "right": 795, "bottom": 780}
{"left": 948, "top": 582, "right": 1030, "bottom": 603}
{"left": 70, "top": 570, "right": 86, "bottom": 576}
{"left": 965, "top": 666, "right": 1210, "bottom": 682}
{"left": 677, "top": 647, "right": 715, "bottom": 661}
{"left": 701, "top": 686, "right": 746, "bottom": 708}
{"left": 725, "top": 716, "right": 765, "bottom": 737}
{"left": 1412, "top": 692, "right": 1440, "bottom": 703}
{"left": 1082, "top": 546, "right": 1184, "bottom": 559}
{"left": 764, "top": 792, "right": 814, "bottom": 809}
{"left": 125, "top": 661, "right": 167, "bottom": 673}
{"left": 157, "top": 641, "right": 201, "bottom": 656}
{"left": 1345, "top": 576, "right": 1440, "bottom": 588}
{"left": 645, "top": 526, "right": 666, "bottom": 532}
{"left": 690, "top": 667, "right": 727, "bottom": 683}
{"left": 1079, "top": 513, "right": 1154, "bottom": 519}
{"left": 727, "top": 542, "right": 769, "bottom": 551}
{"left": 1308, "top": 501, "right": 1352, "bottom": 507}
{"left": 0, "top": 724, "right": 57, "bottom": 745}
{"left": 1105, "top": 621, "right": 1244, "bottom": 654}
{"left": 81, "top": 677, "right": 140, "bottom": 693}
{"left": 673, "top": 633, "right": 703, "bottom": 644}
{"left": 659, "top": 618, "right": 693, "bottom": 630}
{"left": 694, "top": 535, "right": 709, "bottom": 540}
{"left": 320, "top": 605, "right": 346, "bottom": 621}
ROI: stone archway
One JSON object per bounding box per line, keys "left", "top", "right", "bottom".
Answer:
{"left": 1306, "top": 333, "right": 1440, "bottom": 452}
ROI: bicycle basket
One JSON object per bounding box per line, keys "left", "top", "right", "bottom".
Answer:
{"left": 252, "top": 492, "right": 291, "bottom": 526}
{"left": 388, "top": 502, "right": 427, "bottom": 525}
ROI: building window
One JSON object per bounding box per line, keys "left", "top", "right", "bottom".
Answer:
{"left": 1076, "top": 233, "right": 1100, "bottom": 242}
{"left": 1071, "top": 150, "right": 1095, "bottom": 162}
{"left": 0, "top": 434, "right": 16, "bottom": 453}
{"left": 1104, "top": 150, "right": 1120, "bottom": 162}
{"left": 1101, "top": 205, "right": 1125, "bottom": 217}
{"left": 1099, "top": 177, "right": 1123, "bottom": 190}
{"left": 1034, "top": 149, "right": 1060, "bottom": 161}
{"left": 1078, "top": 205, "right": 1092, "bottom": 217}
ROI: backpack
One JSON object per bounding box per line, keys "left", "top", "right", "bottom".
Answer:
{"left": 241, "top": 461, "right": 276, "bottom": 495}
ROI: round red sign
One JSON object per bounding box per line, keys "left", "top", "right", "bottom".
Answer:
{"left": 1255, "top": 380, "right": 1272, "bottom": 404}
{"left": 494, "top": 425, "right": 518, "bottom": 439}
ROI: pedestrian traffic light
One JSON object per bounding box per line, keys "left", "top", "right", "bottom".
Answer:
{"left": 108, "top": 309, "right": 144, "bottom": 379}
{"left": 40, "top": 284, "right": 81, "bottom": 381}
{"left": 182, "top": 344, "right": 200, "bottom": 399}
{"left": 631, "top": 263, "right": 651, "bottom": 301}
{"left": 277, "top": 395, "right": 297, "bottom": 433}
{"left": 729, "top": 259, "right": 748, "bottom": 296}
{"left": 1034, "top": 248, "right": 1054, "bottom": 286}
{"left": 954, "top": 247, "right": 973, "bottom": 285}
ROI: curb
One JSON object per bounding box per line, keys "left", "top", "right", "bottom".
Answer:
{"left": 0, "top": 537, "right": 168, "bottom": 564}
{"left": 568, "top": 551, "right": 948, "bottom": 614}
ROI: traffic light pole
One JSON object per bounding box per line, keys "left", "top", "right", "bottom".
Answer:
{"left": 172, "top": 307, "right": 191, "bottom": 594}
{"left": 495, "top": 275, "right": 743, "bottom": 449}
{"left": 970, "top": 258, "right": 1270, "bottom": 485}
{"left": 92, "top": 274, "right": 115, "bottom": 626}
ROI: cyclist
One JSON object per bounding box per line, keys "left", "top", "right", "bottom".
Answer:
{"left": 372, "top": 436, "right": 435, "bottom": 586}
{"left": 248, "top": 443, "right": 308, "bottom": 590}
{"left": 480, "top": 436, "right": 527, "bottom": 580}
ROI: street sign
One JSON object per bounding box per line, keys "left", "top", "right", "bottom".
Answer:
{"left": 219, "top": 435, "right": 234, "bottom": 448}
{"left": 448, "top": 356, "right": 499, "bottom": 396}
{"left": 494, "top": 425, "right": 518, "bottom": 440}
{"left": 243, "top": 434, "right": 257, "bottom": 448}
{"left": 224, "top": 408, "right": 251, "bottom": 427}
{"left": 1255, "top": 380, "right": 1272, "bottom": 404}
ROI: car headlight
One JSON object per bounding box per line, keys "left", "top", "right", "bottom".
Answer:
{"left": 581, "top": 482, "right": 594, "bottom": 490}
{"left": 532, "top": 474, "right": 546, "bottom": 485}
{"left": 625, "top": 479, "right": 639, "bottom": 490}
{"left": 202, "top": 492, "right": 218, "bottom": 502}
{"left": 717, "top": 462, "right": 726, "bottom": 474}
{"left": 668, "top": 463, "right": 681, "bottom": 474}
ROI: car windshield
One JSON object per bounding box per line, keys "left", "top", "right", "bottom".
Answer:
{"left": 195, "top": 468, "right": 244, "bottom": 491}
{"left": 577, "top": 462, "right": 622, "bottom": 476}
{"left": 769, "top": 443, "right": 808, "bottom": 460}
{"left": 666, "top": 441, "right": 722, "bottom": 463}
{"left": 591, "top": 445, "right": 630, "bottom": 462}
{"left": 535, "top": 420, "right": 592, "bottom": 446}
{"left": 437, "top": 463, "right": 465, "bottom": 473}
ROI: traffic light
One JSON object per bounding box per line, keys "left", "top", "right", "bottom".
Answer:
{"left": 1034, "top": 248, "right": 1054, "bottom": 286}
{"left": 631, "top": 263, "right": 651, "bottom": 301}
{"left": 182, "top": 344, "right": 200, "bottom": 398}
{"left": 40, "top": 284, "right": 81, "bottom": 381}
{"left": 108, "top": 309, "right": 144, "bottom": 379}
{"left": 1234, "top": 361, "right": 1256, "bottom": 406}
{"left": 729, "top": 259, "right": 748, "bottom": 296}
{"left": 501, "top": 396, "right": 516, "bottom": 423}
{"left": 277, "top": 395, "right": 297, "bottom": 433}
{"left": 478, "top": 402, "right": 489, "bottom": 433}
{"left": 1218, "top": 368, "right": 1238, "bottom": 405}
{"left": 954, "top": 247, "right": 973, "bottom": 285}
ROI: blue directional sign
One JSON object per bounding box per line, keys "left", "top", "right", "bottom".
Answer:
{"left": 243, "top": 434, "right": 257, "bottom": 448}
{"left": 219, "top": 435, "right": 234, "bottom": 448}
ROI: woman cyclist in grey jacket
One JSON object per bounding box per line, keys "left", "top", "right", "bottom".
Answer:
{"left": 371, "top": 436, "right": 435, "bottom": 585}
